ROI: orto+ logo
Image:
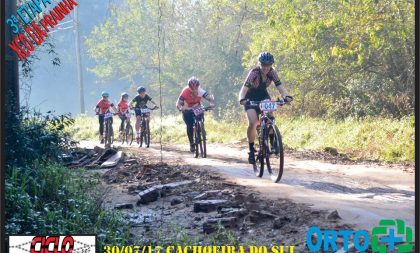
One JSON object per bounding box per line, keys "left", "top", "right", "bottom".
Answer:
{"left": 306, "top": 219, "right": 414, "bottom": 252}
{"left": 372, "top": 219, "right": 414, "bottom": 253}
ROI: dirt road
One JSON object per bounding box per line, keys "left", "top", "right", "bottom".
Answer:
{"left": 126, "top": 142, "right": 415, "bottom": 232}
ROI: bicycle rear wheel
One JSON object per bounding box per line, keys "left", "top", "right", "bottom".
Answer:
{"left": 110, "top": 124, "right": 114, "bottom": 144}
{"left": 126, "top": 124, "right": 134, "bottom": 145}
{"left": 145, "top": 121, "right": 150, "bottom": 148}
{"left": 266, "top": 125, "right": 284, "bottom": 182}
{"left": 120, "top": 125, "right": 126, "bottom": 144}
{"left": 120, "top": 131, "right": 125, "bottom": 144}
{"left": 253, "top": 127, "right": 265, "bottom": 177}
{"left": 200, "top": 122, "right": 207, "bottom": 158}
{"left": 194, "top": 123, "right": 201, "bottom": 158}
{"left": 139, "top": 120, "right": 145, "bottom": 147}
{"left": 104, "top": 120, "right": 112, "bottom": 148}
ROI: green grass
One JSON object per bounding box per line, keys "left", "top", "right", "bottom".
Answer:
{"left": 276, "top": 115, "right": 414, "bottom": 162}
{"left": 69, "top": 114, "right": 414, "bottom": 162}
{"left": 6, "top": 164, "right": 131, "bottom": 248}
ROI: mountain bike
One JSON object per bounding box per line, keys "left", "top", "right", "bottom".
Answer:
{"left": 247, "top": 99, "right": 290, "bottom": 182}
{"left": 118, "top": 111, "right": 134, "bottom": 145}
{"left": 138, "top": 106, "right": 158, "bottom": 148}
{"left": 191, "top": 106, "right": 213, "bottom": 158}
{"left": 103, "top": 110, "right": 115, "bottom": 148}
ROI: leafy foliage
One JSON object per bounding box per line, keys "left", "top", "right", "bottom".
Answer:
{"left": 5, "top": 108, "right": 130, "bottom": 247}
{"left": 245, "top": 0, "right": 414, "bottom": 118}
{"left": 5, "top": 107, "right": 74, "bottom": 168}
{"left": 85, "top": 0, "right": 414, "bottom": 119}
{"left": 6, "top": 165, "right": 130, "bottom": 248}
{"left": 70, "top": 114, "right": 414, "bottom": 162}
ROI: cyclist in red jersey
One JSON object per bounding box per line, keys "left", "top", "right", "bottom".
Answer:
{"left": 176, "top": 77, "right": 215, "bottom": 152}
{"left": 117, "top": 92, "right": 130, "bottom": 135}
{"left": 238, "top": 52, "right": 293, "bottom": 164}
{"left": 94, "top": 91, "right": 118, "bottom": 143}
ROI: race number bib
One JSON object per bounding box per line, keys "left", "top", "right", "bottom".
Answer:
{"left": 141, "top": 108, "right": 151, "bottom": 114}
{"left": 104, "top": 112, "right": 113, "bottom": 119}
{"left": 259, "top": 101, "right": 278, "bottom": 112}
{"left": 192, "top": 107, "right": 205, "bottom": 116}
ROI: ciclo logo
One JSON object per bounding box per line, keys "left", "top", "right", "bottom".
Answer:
{"left": 306, "top": 219, "right": 414, "bottom": 252}
{"left": 9, "top": 235, "right": 96, "bottom": 253}
{"left": 30, "top": 236, "right": 74, "bottom": 253}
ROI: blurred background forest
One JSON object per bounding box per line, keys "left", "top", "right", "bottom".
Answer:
{"left": 17, "top": 0, "right": 415, "bottom": 162}
{"left": 23, "top": 0, "right": 414, "bottom": 119}
{"left": 85, "top": 0, "right": 414, "bottom": 119}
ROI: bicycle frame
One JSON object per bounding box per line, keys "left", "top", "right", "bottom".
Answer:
{"left": 191, "top": 106, "right": 211, "bottom": 136}
{"left": 135, "top": 106, "right": 158, "bottom": 147}
{"left": 190, "top": 105, "right": 213, "bottom": 158}
{"left": 247, "top": 99, "right": 289, "bottom": 182}
{"left": 118, "top": 112, "right": 132, "bottom": 143}
{"left": 249, "top": 100, "right": 283, "bottom": 133}
{"left": 103, "top": 110, "right": 115, "bottom": 147}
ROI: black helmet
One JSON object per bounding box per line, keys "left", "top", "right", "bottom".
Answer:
{"left": 137, "top": 86, "right": 146, "bottom": 93}
{"left": 188, "top": 76, "right": 200, "bottom": 88}
{"left": 258, "top": 52, "right": 274, "bottom": 65}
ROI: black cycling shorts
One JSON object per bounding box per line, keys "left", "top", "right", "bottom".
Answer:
{"left": 244, "top": 95, "right": 270, "bottom": 115}
{"left": 244, "top": 104, "right": 262, "bottom": 115}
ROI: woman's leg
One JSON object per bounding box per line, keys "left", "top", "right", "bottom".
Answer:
{"left": 135, "top": 109, "right": 142, "bottom": 138}
{"left": 182, "top": 110, "right": 195, "bottom": 151}
{"left": 246, "top": 109, "right": 259, "bottom": 146}
{"left": 98, "top": 115, "right": 104, "bottom": 136}
{"left": 246, "top": 109, "right": 259, "bottom": 163}
{"left": 120, "top": 116, "right": 126, "bottom": 132}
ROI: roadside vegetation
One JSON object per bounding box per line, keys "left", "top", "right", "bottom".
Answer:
{"left": 69, "top": 114, "right": 414, "bottom": 163}
{"left": 78, "top": 0, "right": 414, "bottom": 164}
{"left": 5, "top": 108, "right": 131, "bottom": 248}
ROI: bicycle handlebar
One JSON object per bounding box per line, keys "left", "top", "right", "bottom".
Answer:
{"left": 203, "top": 106, "right": 214, "bottom": 111}
{"left": 130, "top": 106, "right": 159, "bottom": 111}
{"left": 179, "top": 105, "right": 214, "bottom": 112}
{"left": 247, "top": 99, "right": 290, "bottom": 106}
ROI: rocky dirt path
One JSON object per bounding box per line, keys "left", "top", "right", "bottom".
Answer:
{"left": 77, "top": 140, "right": 415, "bottom": 249}
{"left": 128, "top": 142, "right": 415, "bottom": 232}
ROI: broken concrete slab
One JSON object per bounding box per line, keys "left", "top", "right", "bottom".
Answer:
{"left": 193, "top": 190, "right": 221, "bottom": 200}
{"left": 137, "top": 180, "right": 195, "bottom": 205}
{"left": 137, "top": 185, "right": 164, "bottom": 205}
{"left": 193, "top": 200, "right": 229, "bottom": 213}
{"left": 124, "top": 159, "right": 139, "bottom": 164}
{"left": 170, "top": 197, "right": 183, "bottom": 206}
{"left": 115, "top": 203, "right": 134, "bottom": 210}
{"left": 249, "top": 210, "right": 278, "bottom": 222}
{"left": 327, "top": 210, "right": 341, "bottom": 220}
{"left": 203, "top": 217, "right": 238, "bottom": 233}
{"left": 162, "top": 180, "right": 193, "bottom": 190}
{"left": 219, "top": 208, "right": 248, "bottom": 218}
{"left": 273, "top": 217, "right": 291, "bottom": 229}
{"left": 101, "top": 151, "right": 124, "bottom": 168}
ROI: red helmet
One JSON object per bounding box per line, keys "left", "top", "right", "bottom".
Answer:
{"left": 188, "top": 76, "right": 200, "bottom": 88}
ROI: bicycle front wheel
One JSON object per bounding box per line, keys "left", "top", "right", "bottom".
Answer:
{"left": 200, "top": 121, "right": 207, "bottom": 158}
{"left": 127, "top": 124, "right": 134, "bottom": 145}
{"left": 266, "top": 125, "right": 284, "bottom": 182}
{"left": 145, "top": 121, "right": 150, "bottom": 148}
{"left": 194, "top": 123, "right": 201, "bottom": 158}
{"left": 104, "top": 120, "right": 112, "bottom": 148}
{"left": 253, "top": 127, "right": 265, "bottom": 177}
{"left": 140, "top": 120, "right": 145, "bottom": 147}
